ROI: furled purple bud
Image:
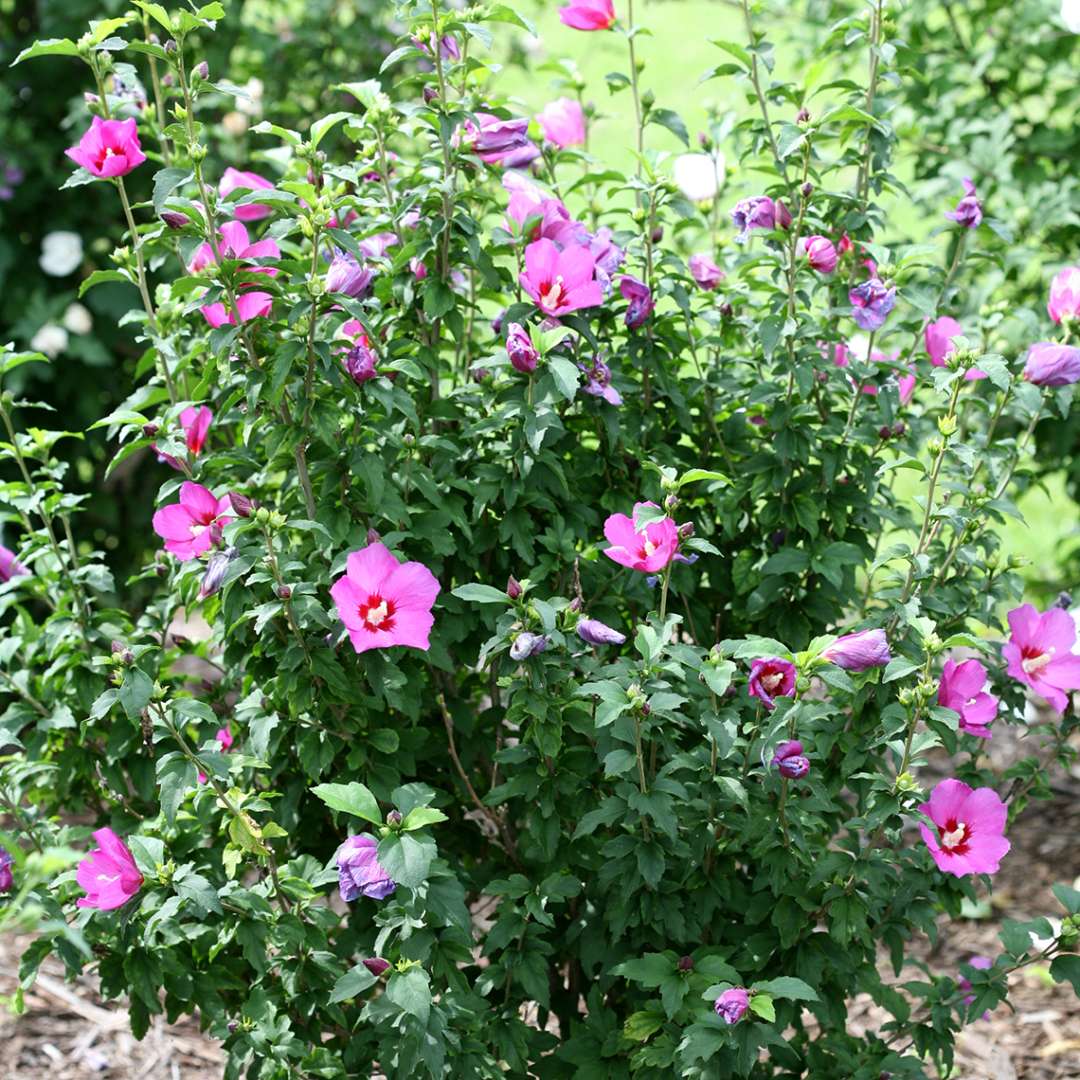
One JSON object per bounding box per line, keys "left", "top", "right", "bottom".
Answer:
{"left": 194, "top": 61, "right": 209, "bottom": 80}
{"left": 650, "top": 225, "right": 663, "bottom": 244}
{"left": 164, "top": 39, "right": 177, "bottom": 54}
{"left": 801, "top": 181, "right": 813, "bottom": 198}
{"left": 678, "top": 955, "right": 694, "bottom": 972}
{"left": 891, "top": 421, "right": 906, "bottom": 437}
{"left": 0, "top": 847, "right": 14, "bottom": 891}
{"left": 142, "top": 422, "right": 160, "bottom": 439}
{"left": 227, "top": 1020, "right": 238, "bottom": 1034}
{"left": 772, "top": 740, "right": 810, "bottom": 779}
{"left": 199, "top": 546, "right": 240, "bottom": 600}
{"left": 715, "top": 988, "right": 750, "bottom": 1024}
{"left": 506, "top": 323, "right": 539, "bottom": 374}
{"left": 423, "top": 85, "right": 438, "bottom": 104}
{"left": 362, "top": 957, "right": 391, "bottom": 977}
{"left": 678, "top": 521, "right": 694, "bottom": 540}
{"left": 366, "top": 527, "right": 381, "bottom": 545}
{"left": 1056, "top": 591, "right": 1074, "bottom": 610}
{"left": 945, "top": 177, "right": 982, "bottom": 229}
{"left": 576, "top": 618, "right": 627, "bottom": 646}
{"left": 276, "top": 584, "right": 292, "bottom": 599}
{"left": 161, "top": 211, "right": 189, "bottom": 229}
{"left": 490, "top": 309, "right": 505, "bottom": 336}
{"left": 386, "top": 809, "right": 402, "bottom": 826}
{"left": 506, "top": 575, "right": 522, "bottom": 600}
{"left": 820, "top": 628, "right": 891, "bottom": 671}
{"left": 878, "top": 425, "right": 892, "bottom": 440}
{"left": 719, "top": 302, "right": 733, "bottom": 318}
{"left": 84, "top": 92, "right": 100, "bottom": 105}
{"left": 619, "top": 275, "right": 654, "bottom": 330}
{"left": 326, "top": 250, "right": 373, "bottom": 298}
{"left": 509, "top": 632, "right": 548, "bottom": 660}
{"left": 797, "top": 106, "right": 811, "bottom": 123}
{"left": 228, "top": 492, "right": 254, "bottom": 518}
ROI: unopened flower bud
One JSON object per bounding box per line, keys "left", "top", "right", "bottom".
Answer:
{"left": 161, "top": 211, "right": 189, "bottom": 229}
{"left": 276, "top": 584, "right": 292, "bottom": 599}
{"left": 363, "top": 957, "right": 391, "bottom": 977}
{"left": 423, "top": 85, "right": 438, "bottom": 104}
{"left": 255, "top": 507, "right": 271, "bottom": 524}
{"left": 84, "top": 92, "right": 100, "bottom": 106}
{"left": 1056, "top": 591, "right": 1073, "bottom": 610}
{"left": 386, "top": 809, "right": 402, "bottom": 825}
{"left": 194, "top": 61, "right": 209, "bottom": 80}
{"left": 164, "top": 40, "right": 177, "bottom": 54}
{"left": 938, "top": 414, "right": 957, "bottom": 437}
{"left": 797, "top": 106, "right": 811, "bottom": 123}
{"left": 228, "top": 492, "right": 254, "bottom": 518}
{"left": 664, "top": 493, "right": 679, "bottom": 512}
{"left": 568, "top": 596, "right": 582, "bottom": 613}
{"left": 142, "top": 422, "right": 159, "bottom": 438}
{"left": 678, "top": 521, "right": 694, "bottom": 540}
{"left": 719, "top": 302, "right": 733, "bottom": 318}
{"left": 367, "top": 527, "right": 381, "bottom": 545}
{"left": 506, "top": 575, "right": 522, "bottom": 600}
{"left": 650, "top": 225, "right": 663, "bottom": 244}
{"left": 678, "top": 955, "right": 694, "bottom": 972}
{"left": 878, "top": 425, "right": 892, "bottom": 440}
{"left": 510, "top": 632, "right": 548, "bottom": 661}
{"left": 891, "top": 421, "right": 906, "bottom": 437}
{"left": 801, "top": 181, "right": 813, "bottom": 198}
{"left": 161, "top": 73, "right": 174, "bottom": 87}
{"left": 200, "top": 546, "right": 239, "bottom": 600}
{"left": 227, "top": 1020, "right": 238, "bottom": 1034}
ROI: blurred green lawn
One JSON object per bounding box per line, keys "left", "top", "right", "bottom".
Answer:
{"left": 495, "top": 0, "right": 1075, "bottom": 596}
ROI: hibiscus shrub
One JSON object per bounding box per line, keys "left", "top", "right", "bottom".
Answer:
{"left": 5, "top": 1, "right": 1080, "bottom": 1078}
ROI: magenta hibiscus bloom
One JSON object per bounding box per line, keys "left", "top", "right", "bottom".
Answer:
{"left": 155, "top": 405, "right": 213, "bottom": 471}
{"left": 326, "top": 249, "right": 373, "bottom": 297}
{"left": 619, "top": 275, "right": 654, "bottom": 329}
{"left": 468, "top": 113, "right": 540, "bottom": 168}
{"left": 76, "top": 828, "right": 144, "bottom": 910}
{"left": 152, "top": 482, "right": 233, "bottom": 562}
{"left": 506, "top": 323, "right": 539, "bottom": 373}
{"left": 520, "top": 239, "right": 603, "bottom": 317}
{"left": 1048, "top": 266, "right": 1080, "bottom": 324}
{"left": 188, "top": 220, "right": 279, "bottom": 328}
{"left": 849, "top": 277, "right": 896, "bottom": 331}
{"left": 1002, "top": 603, "right": 1080, "bottom": 714}
{"left": 771, "top": 739, "right": 810, "bottom": 779}
{"left": 330, "top": 542, "right": 440, "bottom": 654}
{"left": 337, "top": 834, "right": 396, "bottom": 900}
{"left": 714, "top": 987, "right": 750, "bottom": 1024}
{"left": 218, "top": 166, "right": 274, "bottom": 221}
{"left": 580, "top": 356, "right": 622, "bottom": 405}
{"left": 937, "top": 658, "right": 998, "bottom": 739}
{"left": 731, "top": 195, "right": 780, "bottom": 243}
{"left": 1023, "top": 343, "right": 1080, "bottom": 387}
{"left": 959, "top": 956, "right": 994, "bottom": 1020}
{"left": 558, "top": 0, "right": 616, "bottom": 30}
{"left": 65, "top": 116, "right": 146, "bottom": 179}
{"left": 748, "top": 657, "right": 796, "bottom": 710}
{"left": 538, "top": 98, "right": 586, "bottom": 148}
{"left": 820, "top": 628, "right": 891, "bottom": 671}
{"left": 0, "top": 544, "right": 28, "bottom": 583}
{"left": 918, "top": 779, "right": 1009, "bottom": 877}
{"left": 689, "top": 253, "right": 724, "bottom": 290}
{"left": 602, "top": 504, "right": 679, "bottom": 573}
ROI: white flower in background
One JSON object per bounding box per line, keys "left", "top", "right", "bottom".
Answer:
{"left": 672, "top": 152, "right": 727, "bottom": 203}
{"left": 39, "top": 230, "right": 83, "bottom": 277}
{"left": 236, "top": 76, "right": 264, "bottom": 117}
{"left": 62, "top": 302, "right": 93, "bottom": 335}
{"left": 30, "top": 323, "right": 69, "bottom": 358}
{"left": 221, "top": 111, "right": 249, "bottom": 136}
{"left": 1063, "top": 0, "right": 1080, "bottom": 32}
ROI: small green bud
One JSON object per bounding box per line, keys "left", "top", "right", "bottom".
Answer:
{"left": 255, "top": 506, "right": 271, "bottom": 524}
{"left": 938, "top": 414, "right": 957, "bottom": 438}
{"left": 895, "top": 771, "right": 920, "bottom": 793}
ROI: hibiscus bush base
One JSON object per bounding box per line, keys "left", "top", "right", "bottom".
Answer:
{"left": 4, "top": 2, "right": 1080, "bottom": 1078}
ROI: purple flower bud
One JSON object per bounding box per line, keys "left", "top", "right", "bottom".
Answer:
{"left": 797, "top": 107, "right": 811, "bottom": 123}
{"left": 161, "top": 211, "right": 189, "bottom": 229}
{"left": 84, "top": 92, "right": 100, "bottom": 105}
{"left": 164, "top": 40, "right": 177, "bottom": 54}
{"left": 362, "top": 957, "right": 391, "bottom": 977}
{"left": 326, "top": 250, "right": 373, "bottom": 298}
{"left": 1057, "top": 591, "right": 1074, "bottom": 610}
{"left": 568, "top": 597, "right": 582, "bottom": 613}
{"left": 490, "top": 310, "right": 505, "bottom": 336}
{"left": 576, "top": 618, "right": 626, "bottom": 646}
{"left": 802, "top": 235, "right": 837, "bottom": 274}
{"left": 227, "top": 1020, "right": 238, "bottom": 1034}
{"left": 194, "top": 61, "right": 209, "bottom": 80}
{"left": 821, "top": 628, "right": 891, "bottom": 671}
{"left": 142, "top": 422, "right": 160, "bottom": 439}
{"left": 343, "top": 336, "right": 380, "bottom": 385}
{"left": 715, "top": 987, "right": 750, "bottom": 1024}
{"left": 689, "top": 253, "right": 724, "bottom": 290}
{"left": 677, "top": 955, "right": 694, "bottom": 972}
{"left": 161, "top": 73, "right": 174, "bottom": 87}
{"left": 772, "top": 740, "right": 810, "bottom": 779}
{"left": 1023, "top": 342, "right": 1080, "bottom": 387}
{"left": 678, "top": 520, "right": 694, "bottom": 540}
{"left": 276, "top": 584, "right": 292, "bottom": 599}
{"left": 336, "top": 834, "right": 396, "bottom": 901}
{"left": 748, "top": 657, "right": 797, "bottom": 710}
{"left": 507, "top": 575, "right": 522, "bottom": 600}
{"left": 849, "top": 277, "right": 896, "bottom": 331}
{"left": 731, "top": 195, "right": 776, "bottom": 242}
{"left": 0, "top": 847, "right": 14, "bottom": 892}
{"left": 509, "top": 632, "right": 548, "bottom": 660}
{"left": 775, "top": 199, "right": 793, "bottom": 229}
{"left": 892, "top": 421, "right": 906, "bottom": 437}
{"left": 945, "top": 177, "right": 982, "bottom": 229}
{"left": 228, "top": 492, "right": 255, "bottom": 518}
{"left": 650, "top": 225, "right": 663, "bottom": 244}
{"left": 619, "top": 275, "right": 654, "bottom": 330}
{"left": 719, "top": 302, "right": 733, "bottom": 318}
{"left": 423, "top": 85, "right": 438, "bottom": 105}
{"left": 506, "top": 323, "right": 539, "bottom": 374}
{"left": 366, "top": 527, "right": 381, "bottom": 545}
{"left": 386, "top": 809, "right": 402, "bottom": 825}
{"left": 199, "top": 546, "right": 239, "bottom": 600}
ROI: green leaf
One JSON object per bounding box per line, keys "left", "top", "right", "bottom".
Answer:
{"left": 386, "top": 967, "right": 431, "bottom": 1024}
{"left": 400, "top": 806, "right": 448, "bottom": 831}
{"left": 623, "top": 1010, "right": 665, "bottom": 1041}
{"left": 309, "top": 111, "right": 356, "bottom": 150}
{"left": 1053, "top": 883, "right": 1080, "bottom": 915}
{"left": 649, "top": 108, "right": 689, "bottom": 147}
{"left": 156, "top": 753, "right": 195, "bottom": 824}
{"left": 152, "top": 167, "right": 193, "bottom": 214}
{"left": 377, "top": 832, "right": 435, "bottom": 888}
{"left": 173, "top": 869, "right": 222, "bottom": 915}
{"left": 118, "top": 668, "right": 153, "bottom": 720}
{"left": 451, "top": 582, "right": 509, "bottom": 604}
{"left": 678, "top": 468, "right": 727, "bottom": 488}
{"left": 548, "top": 357, "right": 580, "bottom": 401}
{"left": 132, "top": 1, "right": 172, "bottom": 33}
{"left": 329, "top": 964, "right": 377, "bottom": 1003}
{"left": 614, "top": 953, "right": 673, "bottom": 987}
{"left": 749, "top": 993, "right": 775, "bottom": 1021}
{"left": 79, "top": 269, "right": 131, "bottom": 297}
{"left": 753, "top": 976, "right": 818, "bottom": 1001}
{"left": 12, "top": 39, "right": 81, "bottom": 65}
{"left": 311, "top": 782, "right": 381, "bottom": 823}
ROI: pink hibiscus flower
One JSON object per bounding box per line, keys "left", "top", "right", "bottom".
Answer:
{"left": 602, "top": 504, "right": 679, "bottom": 573}
{"left": 65, "top": 117, "right": 146, "bottom": 179}
{"left": 918, "top": 779, "right": 1009, "bottom": 877}
{"left": 155, "top": 405, "right": 213, "bottom": 471}
{"left": 152, "top": 482, "right": 233, "bottom": 561}
{"left": 520, "top": 238, "right": 603, "bottom": 317}
{"left": 187, "top": 221, "right": 279, "bottom": 328}
{"left": 558, "top": 0, "right": 616, "bottom": 31}
{"left": 330, "top": 542, "right": 440, "bottom": 654}
{"left": 76, "top": 828, "right": 144, "bottom": 910}
{"left": 1002, "top": 603, "right": 1080, "bottom": 715}
{"left": 219, "top": 166, "right": 274, "bottom": 221}
{"left": 937, "top": 658, "right": 998, "bottom": 739}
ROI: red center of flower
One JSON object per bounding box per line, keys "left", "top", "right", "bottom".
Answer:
{"left": 761, "top": 671, "right": 784, "bottom": 692}
{"left": 359, "top": 593, "right": 396, "bottom": 632}
{"left": 540, "top": 275, "right": 566, "bottom": 310}
{"left": 938, "top": 818, "right": 970, "bottom": 855}
{"left": 1020, "top": 645, "right": 1054, "bottom": 675}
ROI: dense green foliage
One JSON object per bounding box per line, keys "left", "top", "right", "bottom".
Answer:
{"left": 3, "top": 2, "right": 1080, "bottom": 1077}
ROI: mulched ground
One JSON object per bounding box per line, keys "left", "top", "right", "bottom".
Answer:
{"left": 2, "top": 728, "right": 1079, "bottom": 1077}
